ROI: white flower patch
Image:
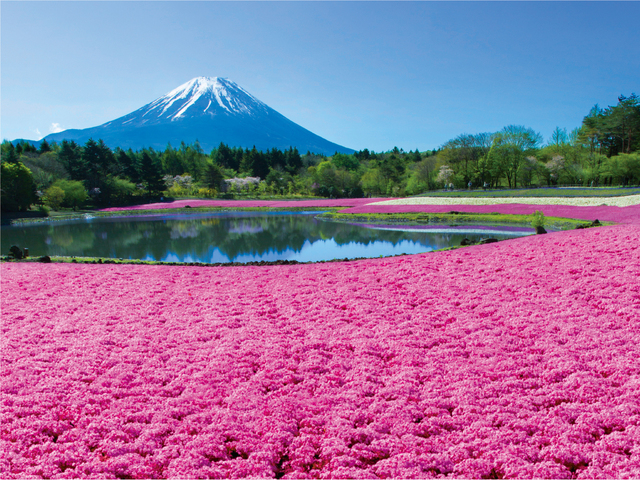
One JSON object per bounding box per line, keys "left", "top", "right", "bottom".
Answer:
{"left": 368, "top": 195, "right": 640, "bottom": 207}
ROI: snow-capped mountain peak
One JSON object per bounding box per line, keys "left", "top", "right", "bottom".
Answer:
{"left": 38, "top": 76, "right": 354, "bottom": 155}
{"left": 125, "top": 77, "right": 268, "bottom": 123}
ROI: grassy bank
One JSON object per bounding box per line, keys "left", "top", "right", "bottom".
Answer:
{"left": 318, "top": 211, "right": 605, "bottom": 231}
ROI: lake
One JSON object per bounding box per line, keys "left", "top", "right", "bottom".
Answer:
{"left": 1, "top": 211, "right": 535, "bottom": 263}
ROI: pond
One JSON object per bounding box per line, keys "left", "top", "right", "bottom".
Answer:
{"left": 2, "top": 211, "right": 535, "bottom": 263}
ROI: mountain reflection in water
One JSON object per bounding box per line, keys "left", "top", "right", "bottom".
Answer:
{"left": 2, "top": 211, "right": 534, "bottom": 263}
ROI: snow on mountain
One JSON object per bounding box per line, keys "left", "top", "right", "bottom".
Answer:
{"left": 34, "top": 77, "right": 354, "bottom": 155}
{"left": 105, "top": 77, "right": 269, "bottom": 129}
{"left": 145, "top": 77, "right": 267, "bottom": 120}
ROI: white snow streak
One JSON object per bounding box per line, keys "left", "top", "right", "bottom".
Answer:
{"left": 125, "top": 76, "right": 268, "bottom": 123}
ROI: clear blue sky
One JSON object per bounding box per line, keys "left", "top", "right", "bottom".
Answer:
{"left": 2, "top": 1, "right": 638, "bottom": 152}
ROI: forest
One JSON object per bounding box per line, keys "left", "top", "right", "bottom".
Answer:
{"left": 2, "top": 94, "right": 639, "bottom": 212}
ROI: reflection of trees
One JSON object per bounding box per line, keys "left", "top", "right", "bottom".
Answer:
{"left": 1, "top": 213, "right": 526, "bottom": 262}
{"left": 170, "top": 221, "right": 200, "bottom": 239}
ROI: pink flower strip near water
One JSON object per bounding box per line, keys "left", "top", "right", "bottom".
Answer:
{"left": 2, "top": 221, "right": 640, "bottom": 478}
{"left": 100, "top": 198, "right": 386, "bottom": 212}
{"left": 341, "top": 203, "right": 640, "bottom": 225}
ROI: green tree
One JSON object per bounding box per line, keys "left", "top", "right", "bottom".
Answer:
{"left": 251, "top": 147, "right": 270, "bottom": 179}
{"left": 489, "top": 126, "right": 542, "bottom": 188}
{"left": 140, "top": 151, "right": 164, "bottom": 195}
{"left": 239, "top": 147, "right": 256, "bottom": 176}
{"left": 82, "top": 139, "right": 104, "bottom": 188}
{"left": 58, "top": 140, "right": 85, "bottom": 181}
{"left": 1, "top": 161, "right": 37, "bottom": 211}
{"left": 53, "top": 179, "right": 88, "bottom": 210}
{"left": 101, "top": 176, "right": 136, "bottom": 205}
{"left": 38, "top": 138, "right": 51, "bottom": 154}
{"left": 360, "top": 168, "right": 386, "bottom": 196}
{"left": 579, "top": 95, "right": 640, "bottom": 157}
{"left": 44, "top": 185, "right": 65, "bottom": 210}
{"left": 116, "top": 148, "right": 140, "bottom": 183}
{"left": 284, "top": 147, "right": 303, "bottom": 173}
{"left": 213, "top": 142, "right": 238, "bottom": 170}
{"left": 332, "top": 153, "right": 360, "bottom": 171}
{"left": 1, "top": 142, "right": 19, "bottom": 164}
{"left": 379, "top": 154, "right": 405, "bottom": 186}
{"left": 406, "top": 156, "right": 437, "bottom": 194}
{"left": 204, "top": 161, "right": 224, "bottom": 190}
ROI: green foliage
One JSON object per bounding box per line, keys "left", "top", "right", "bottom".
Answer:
{"left": 118, "top": 148, "right": 140, "bottom": 182}
{"left": 44, "top": 185, "right": 65, "bottom": 210}
{"left": 530, "top": 210, "right": 546, "bottom": 229}
{"left": 204, "top": 161, "right": 225, "bottom": 190}
{"left": 1, "top": 141, "right": 19, "bottom": 164}
{"left": 360, "top": 168, "right": 386, "bottom": 196}
{"left": 21, "top": 151, "right": 69, "bottom": 191}
{"left": 140, "top": 151, "right": 165, "bottom": 195}
{"left": 58, "top": 140, "right": 85, "bottom": 181}
{"left": 1, "top": 161, "right": 37, "bottom": 211}
{"left": 579, "top": 94, "right": 640, "bottom": 157}
{"left": 38, "top": 138, "right": 51, "bottom": 154}
{"left": 332, "top": 153, "right": 360, "bottom": 171}
{"left": 52, "top": 179, "right": 88, "bottom": 210}
{"left": 101, "top": 176, "right": 136, "bottom": 205}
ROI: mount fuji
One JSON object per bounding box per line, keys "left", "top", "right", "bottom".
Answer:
{"left": 36, "top": 77, "right": 354, "bottom": 155}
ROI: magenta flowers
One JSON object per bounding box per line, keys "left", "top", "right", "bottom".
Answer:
{"left": 2, "top": 207, "right": 640, "bottom": 478}
{"left": 100, "top": 198, "right": 384, "bottom": 212}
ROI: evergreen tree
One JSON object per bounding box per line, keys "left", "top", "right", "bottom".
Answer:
{"left": 380, "top": 154, "right": 405, "bottom": 185}
{"left": 204, "top": 161, "right": 224, "bottom": 190}
{"left": 269, "top": 147, "right": 285, "bottom": 171}
{"left": 38, "top": 138, "right": 51, "bottom": 154}
{"left": 116, "top": 148, "right": 139, "bottom": 183}
{"left": 239, "top": 147, "right": 255, "bottom": 175}
{"left": 97, "top": 139, "right": 117, "bottom": 175}
{"left": 162, "top": 143, "right": 183, "bottom": 176}
{"left": 59, "top": 140, "right": 85, "bottom": 181}
{"left": 213, "top": 142, "right": 235, "bottom": 170}
{"left": 2, "top": 142, "right": 19, "bottom": 164}
{"left": 285, "top": 147, "right": 303, "bottom": 173}
{"left": 251, "top": 147, "right": 270, "bottom": 179}
{"left": 82, "top": 139, "right": 103, "bottom": 188}
{"left": 140, "top": 151, "right": 164, "bottom": 195}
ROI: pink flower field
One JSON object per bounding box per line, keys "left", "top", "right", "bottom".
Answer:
{"left": 100, "top": 198, "right": 386, "bottom": 212}
{"left": 2, "top": 204, "right": 640, "bottom": 479}
{"left": 341, "top": 203, "right": 640, "bottom": 226}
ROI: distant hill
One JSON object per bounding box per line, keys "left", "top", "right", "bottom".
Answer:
{"left": 24, "top": 77, "right": 354, "bottom": 155}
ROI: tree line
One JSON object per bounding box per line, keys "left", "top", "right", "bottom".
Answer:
{"left": 2, "top": 93, "right": 639, "bottom": 212}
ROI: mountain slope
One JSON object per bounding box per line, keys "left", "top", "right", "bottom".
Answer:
{"left": 38, "top": 77, "right": 354, "bottom": 155}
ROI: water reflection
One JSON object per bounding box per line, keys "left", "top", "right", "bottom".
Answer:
{"left": 2, "top": 211, "right": 534, "bottom": 263}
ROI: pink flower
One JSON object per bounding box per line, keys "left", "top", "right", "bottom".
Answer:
{"left": 2, "top": 206, "right": 640, "bottom": 478}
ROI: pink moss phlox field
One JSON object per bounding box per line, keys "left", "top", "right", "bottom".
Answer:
{"left": 100, "top": 198, "right": 387, "bottom": 212}
{"left": 2, "top": 220, "right": 640, "bottom": 479}
{"left": 341, "top": 203, "right": 640, "bottom": 225}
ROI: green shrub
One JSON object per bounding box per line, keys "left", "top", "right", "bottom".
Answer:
{"left": 1, "top": 161, "right": 37, "bottom": 212}
{"left": 52, "top": 179, "right": 88, "bottom": 210}
{"left": 530, "top": 210, "right": 545, "bottom": 229}
{"left": 44, "top": 185, "right": 65, "bottom": 210}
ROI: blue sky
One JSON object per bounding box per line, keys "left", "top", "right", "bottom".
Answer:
{"left": 2, "top": 1, "right": 638, "bottom": 152}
